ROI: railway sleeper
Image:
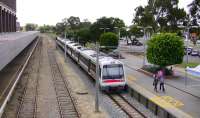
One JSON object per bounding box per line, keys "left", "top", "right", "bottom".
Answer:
{"left": 61, "top": 113, "right": 79, "bottom": 116}
{"left": 54, "top": 82, "right": 65, "bottom": 84}
{"left": 59, "top": 101, "right": 73, "bottom": 105}
{"left": 55, "top": 88, "right": 66, "bottom": 91}
{"left": 57, "top": 94, "right": 70, "bottom": 98}
{"left": 57, "top": 97, "right": 71, "bottom": 101}
{"left": 57, "top": 94, "right": 70, "bottom": 97}
{"left": 59, "top": 102, "right": 74, "bottom": 107}
{"left": 56, "top": 94, "right": 70, "bottom": 97}
{"left": 61, "top": 110, "right": 78, "bottom": 114}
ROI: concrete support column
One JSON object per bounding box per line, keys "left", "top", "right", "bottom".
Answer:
{"left": 14, "top": 15, "right": 16, "bottom": 32}
{"left": 2, "top": 9, "right": 5, "bottom": 32}
{"left": 4, "top": 10, "right": 7, "bottom": 32}
{"left": 0, "top": 6, "right": 2, "bottom": 33}
{"left": 9, "top": 12, "right": 12, "bottom": 32}
{"left": 0, "top": 6, "right": 16, "bottom": 33}
{"left": 11, "top": 13, "right": 13, "bottom": 32}
{"left": 6, "top": 11, "right": 9, "bottom": 32}
{"left": 9, "top": 12, "right": 11, "bottom": 32}
{"left": 7, "top": 11, "right": 10, "bottom": 32}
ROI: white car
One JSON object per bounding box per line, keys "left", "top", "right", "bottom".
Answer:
{"left": 197, "top": 40, "right": 200, "bottom": 45}
{"left": 191, "top": 50, "right": 199, "bottom": 56}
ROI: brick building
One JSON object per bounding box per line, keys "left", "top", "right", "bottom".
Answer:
{"left": 0, "top": 0, "right": 17, "bottom": 33}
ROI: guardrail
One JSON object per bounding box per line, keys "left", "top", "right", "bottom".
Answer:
{"left": 0, "top": 37, "right": 39, "bottom": 117}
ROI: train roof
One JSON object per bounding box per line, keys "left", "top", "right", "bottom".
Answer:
{"left": 57, "top": 37, "right": 123, "bottom": 66}
{"left": 80, "top": 49, "right": 122, "bottom": 66}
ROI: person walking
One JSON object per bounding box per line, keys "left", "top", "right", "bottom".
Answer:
{"left": 153, "top": 72, "right": 159, "bottom": 92}
{"left": 159, "top": 69, "right": 165, "bottom": 92}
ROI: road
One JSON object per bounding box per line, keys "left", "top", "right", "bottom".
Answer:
{"left": 119, "top": 40, "right": 200, "bottom": 63}
{"left": 119, "top": 45, "right": 200, "bottom": 117}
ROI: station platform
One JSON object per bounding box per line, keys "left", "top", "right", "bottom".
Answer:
{"left": 121, "top": 52, "right": 200, "bottom": 118}
{"left": 0, "top": 31, "right": 39, "bottom": 71}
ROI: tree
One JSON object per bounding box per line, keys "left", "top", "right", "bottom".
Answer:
{"left": 154, "top": 0, "right": 186, "bottom": 32}
{"left": 147, "top": 33, "right": 184, "bottom": 67}
{"left": 39, "top": 25, "right": 55, "bottom": 33}
{"left": 129, "top": 25, "right": 143, "bottom": 38}
{"left": 90, "top": 17, "right": 125, "bottom": 42}
{"left": 99, "top": 32, "right": 118, "bottom": 50}
{"left": 77, "top": 28, "right": 91, "bottom": 45}
{"left": 55, "top": 22, "right": 65, "bottom": 35}
{"left": 133, "top": 0, "right": 187, "bottom": 33}
{"left": 133, "top": 5, "right": 157, "bottom": 31}
{"left": 55, "top": 16, "right": 83, "bottom": 37}
{"left": 25, "top": 23, "right": 37, "bottom": 31}
{"left": 188, "top": 0, "right": 200, "bottom": 25}
{"left": 67, "top": 16, "right": 81, "bottom": 30}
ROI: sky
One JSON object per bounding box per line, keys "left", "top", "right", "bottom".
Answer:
{"left": 17, "top": 0, "right": 193, "bottom": 26}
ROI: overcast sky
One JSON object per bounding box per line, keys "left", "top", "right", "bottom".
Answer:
{"left": 17, "top": 0, "right": 192, "bottom": 26}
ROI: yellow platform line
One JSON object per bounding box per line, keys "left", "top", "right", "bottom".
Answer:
{"left": 127, "top": 75, "right": 137, "bottom": 81}
{"left": 127, "top": 75, "right": 184, "bottom": 108}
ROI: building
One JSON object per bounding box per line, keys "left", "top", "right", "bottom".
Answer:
{"left": 0, "top": 0, "right": 17, "bottom": 33}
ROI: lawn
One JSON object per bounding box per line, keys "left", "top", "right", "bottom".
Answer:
{"left": 176, "top": 62, "right": 199, "bottom": 68}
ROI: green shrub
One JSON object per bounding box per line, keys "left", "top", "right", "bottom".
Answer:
{"left": 99, "top": 32, "right": 118, "bottom": 50}
{"left": 147, "top": 33, "right": 184, "bottom": 67}
{"left": 143, "top": 65, "right": 173, "bottom": 76}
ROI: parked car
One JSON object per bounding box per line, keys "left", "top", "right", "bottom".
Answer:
{"left": 127, "top": 39, "right": 132, "bottom": 45}
{"left": 108, "top": 50, "right": 123, "bottom": 59}
{"left": 185, "top": 47, "right": 193, "bottom": 55}
{"left": 191, "top": 50, "right": 199, "bottom": 56}
{"left": 197, "top": 40, "right": 200, "bottom": 45}
{"left": 131, "top": 39, "right": 143, "bottom": 46}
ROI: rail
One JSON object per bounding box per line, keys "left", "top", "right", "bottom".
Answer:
{"left": 48, "top": 49, "right": 80, "bottom": 118}
{"left": 107, "top": 93, "right": 146, "bottom": 118}
{"left": 0, "top": 37, "right": 39, "bottom": 117}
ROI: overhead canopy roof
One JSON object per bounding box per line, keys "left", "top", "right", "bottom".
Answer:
{"left": 186, "top": 65, "right": 200, "bottom": 77}
{"left": 0, "top": 0, "right": 16, "bottom": 11}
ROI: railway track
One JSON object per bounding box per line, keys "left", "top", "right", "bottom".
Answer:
{"left": 107, "top": 93, "right": 146, "bottom": 118}
{"left": 16, "top": 38, "right": 41, "bottom": 118}
{"left": 48, "top": 49, "right": 80, "bottom": 118}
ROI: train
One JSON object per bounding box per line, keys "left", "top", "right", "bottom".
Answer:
{"left": 56, "top": 37, "right": 127, "bottom": 91}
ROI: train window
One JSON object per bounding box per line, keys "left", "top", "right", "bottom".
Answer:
{"left": 102, "top": 64, "right": 124, "bottom": 79}
{"left": 90, "top": 62, "right": 96, "bottom": 73}
{"left": 80, "top": 55, "right": 89, "bottom": 66}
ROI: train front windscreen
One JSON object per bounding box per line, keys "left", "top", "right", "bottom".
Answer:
{"left": 102, "top": 64, "right": 124, "bottom": 80}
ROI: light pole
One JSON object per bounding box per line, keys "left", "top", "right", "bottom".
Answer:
{"left": 64, "top": 30, "right": 67, "bottom": 39}
{"left": 95, "top": 42, "right": 100, "bottom": 112}
{"left": 179, "top": 25, "right": 199, "bottom": 86}
{"left": 114, "top": 27, "right": 126, "bottom": 59}
{"left": 64, "top": 41, "right": 67, "bottom": 61}
{"left": 137, "top": 26, "right": 152, "bottom": 67}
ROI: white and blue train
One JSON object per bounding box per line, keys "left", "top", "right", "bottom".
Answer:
{"left": 56, "top": 37, "right": 127, "bottom": 91}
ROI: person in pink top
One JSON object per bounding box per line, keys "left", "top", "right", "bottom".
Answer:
{"left": 159, "top": 69, "right": 165, "bottom": 92}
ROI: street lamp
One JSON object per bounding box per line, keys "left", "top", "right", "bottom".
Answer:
{"left": 137, "top": 26, "right": 153, "bottom": 67}
{"left": 179, "top": 25, "right": 200, "bottom": 86}
{"left": 95, "top": 42, "right": 100, "bottom": 112}
{"left": 114, "top": 27, "right": 126, "bottom": 59}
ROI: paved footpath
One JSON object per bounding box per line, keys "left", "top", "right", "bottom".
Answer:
{"left": 120, "top": 52, "right": 200, "bottom": 118}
